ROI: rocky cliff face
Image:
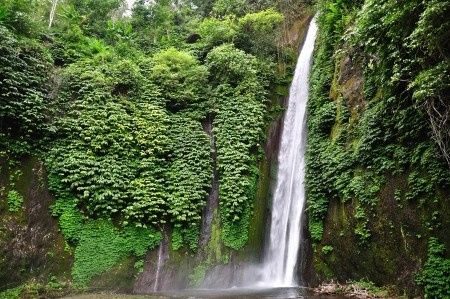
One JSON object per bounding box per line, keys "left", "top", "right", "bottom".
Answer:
{"left": 131, "top": 11, "right": 315, "bottom": 292}
{"left": 0, "top": 7, "right": 315, "bottom": 295}
{"left": 0, "top": 157, "right": 71, "bottom": 290}
{"left": 305, "top": 2, "right": 450, "bottom": 296}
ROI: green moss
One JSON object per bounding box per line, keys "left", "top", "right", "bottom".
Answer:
{"left": 90, "top": 256, "right": 138, "bottom": 292}
{"left": 0, "top": 157, "right": 73, "bottom": 289}
{"left": 207, "top": 211, "right": 224, "bottom": 263}
{"left": 245, "top": 157, "right": 271, "bottom": 256}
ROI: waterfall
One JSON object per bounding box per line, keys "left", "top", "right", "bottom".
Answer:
{"left": 123, "top": 0, "right": 136, "bottom": 17}
{"left": 153, "top": 243, "right": 164, "bottom": 291}
{"left": 259, "top": 17, "right": 317, "bottom": 287}
{"left": 48, "top": 0, "right": 58, "bottom": 29}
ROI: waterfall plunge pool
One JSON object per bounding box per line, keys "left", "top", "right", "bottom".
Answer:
{"left": 64, "top": 287, "right": 348, "bottom": 299}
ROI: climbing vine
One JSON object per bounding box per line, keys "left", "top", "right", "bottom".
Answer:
{"left": 0, "top": 25, "right": 52, "bottom": 156}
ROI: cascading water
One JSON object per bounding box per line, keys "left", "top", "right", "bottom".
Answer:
{"left": 153, "top": 243, "right": 164, "bottom": 291}
{"left": 48, "top": 0, "right": 59, "bottom": 29}
{"left": 259, "top": 17, "right": 317, "bottom": 287}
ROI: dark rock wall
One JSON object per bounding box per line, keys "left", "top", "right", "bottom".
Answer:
{"left": 306, "top": 41, "right": 450, "bottom": 296}
{"left": 0, "top": 157, "right": 72, "bottom": 290}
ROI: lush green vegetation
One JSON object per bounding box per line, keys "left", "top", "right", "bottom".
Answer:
{"left": 416, "top": 237, "right": 450, "bottom": 298}
{"left": 0, "top": 25, "right": 52, "bottom": 155}
{"left": 0, "top": 0, "right": 296, "bottom": 290}
{"left": 1, "top": 0, "right": 448, "bottom": 296}
{"left": 206, "top": 44, "right": 271, "bottom": 249}
{"left": 307, "top": 0, "right": 449, "bottom": 296}
{"left": 6, "top": 190, "right": 23, "bottom": 212}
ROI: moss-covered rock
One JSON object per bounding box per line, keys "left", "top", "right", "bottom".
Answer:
{"left": 0, "top": 156, "right": 72, "bottom": 290}
{"left": 306, "top": 2, "right": 450, "bottom": 296}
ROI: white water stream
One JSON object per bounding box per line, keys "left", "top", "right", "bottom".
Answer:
{"left": 258, "top": 17, "right": 318, "bottom": 287}
{"left": 153, "top": 243, "right": 164, "bottom": 291}
{"left": 48, "top": 0, "right": 59, "bottom": 28}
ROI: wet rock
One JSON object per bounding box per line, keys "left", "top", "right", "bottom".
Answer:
{"left": 0, "top": 157, "right": 72, "bottom": 289}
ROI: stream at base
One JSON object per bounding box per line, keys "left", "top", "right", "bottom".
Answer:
{"left": 65, "top": 287, "right": 348, "bottom": 299}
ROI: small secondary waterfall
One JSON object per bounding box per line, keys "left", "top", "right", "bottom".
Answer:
{"left": 153, "top": 243, "right": 164, "bottom": 291}
{"left": 48, "top": 0, "right": 59, "bottom": 29}
{"left": 259, "top": 17, "right": 317, "bottom": 287}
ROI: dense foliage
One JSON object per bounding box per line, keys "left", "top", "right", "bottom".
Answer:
{"left": 0, "top": 26, "right": 52, "bottom": 155}
{"left": 207, "top": 44, "right": 271, "bottom": 248}
{"left": 3, "top": 0, "right": 448, "bottom": 296}
{"left": 0, "top": 0, "right": 289, "bottom": 289}
{"left": 416, "top": 237, "right": 450, "bottom": 298}
{"left": 49, "top": 182, "right": 161, "bottom": 286}
{"left": 306, "top": 0, "right": 450, "bottom": 295}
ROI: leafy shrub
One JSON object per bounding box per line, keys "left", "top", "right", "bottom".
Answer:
{"left": 189, "top": 263, "right": 208, "bottom": 287}
{"left": 7, "top": 190, "right": 23, "bottom": 212}
{"left": 236, "top": 8, "right": 284, "bottom": 57}
{"left": 416, "top": 238, "right": 450, "bottom": 298}
{"left": 213, "top": 0, "right": 247, "bottom": 17}
{"left": 150, "top": 48, "right": 209, "bottom": 109}
{"left": 196, "top": 18, "right": 236, "bottom": 47}
{"left": 0, "top": 25, "right": 52, "bottom": 154}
